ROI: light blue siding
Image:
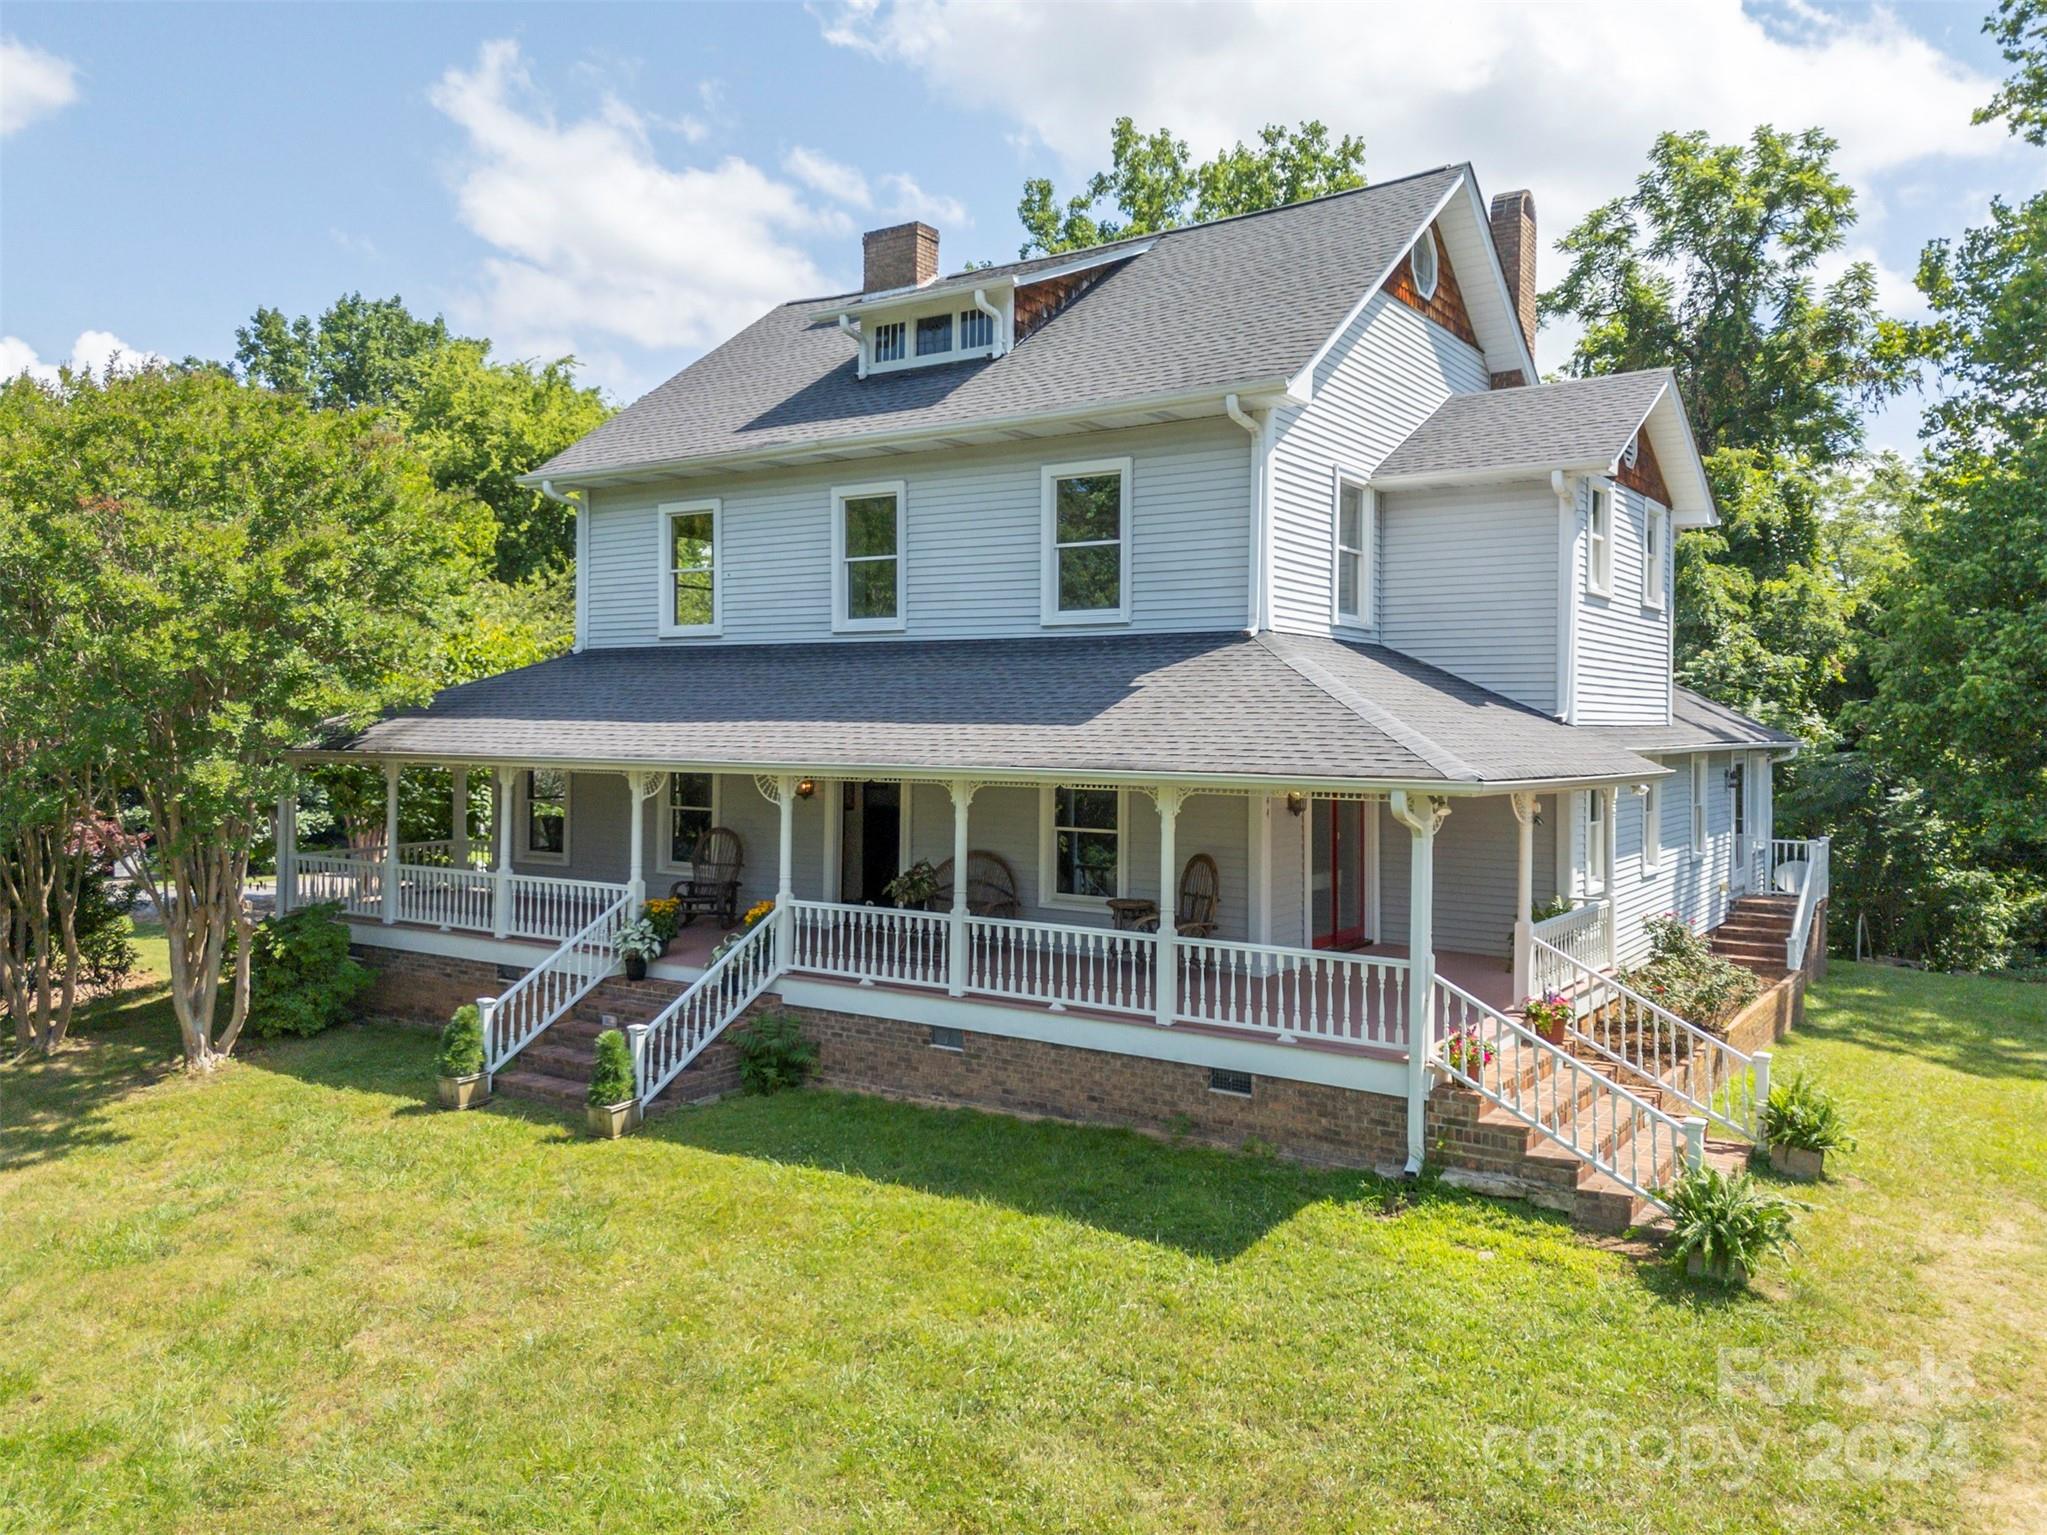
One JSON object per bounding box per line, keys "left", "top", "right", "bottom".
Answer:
{"left": 1573, "top": 479, "right": 1672, "bottom": 724}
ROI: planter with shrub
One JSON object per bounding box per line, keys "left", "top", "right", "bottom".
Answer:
{"left": 1759, "top": 1073, "right": 1855, "bottom": 1179}
{"left": 615, "top": 918, "right": 662, "bottom": 982}
{"left": 436, "top": 1003, "right": 489, "bottom": 1109}
{"left": 585, "top": 1028, "right": 639, "bottom": 1138}
{"left": 729, "top": 1011, "right": 819, "bottom": 1094}
{"left": 1664, "top": 1163, "right": 1801, "bottom": 1287}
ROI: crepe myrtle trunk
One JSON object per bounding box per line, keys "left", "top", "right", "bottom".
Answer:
{"left": 132, "top": 789, "right": 257, "bottom": 1070}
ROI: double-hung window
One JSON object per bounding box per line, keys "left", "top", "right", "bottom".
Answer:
{"left": 664, "top": 772, "right": 715, "bottom": 869}
{"left": 1584, "top": 789, "right": 1607, "bottom": 893}
{"left": 1333, "top": 475, "right": 1373, "bottom": 626}
{"left": 1041, "top": 457, "right": 1131, "bottom": 624}
{"left": 1041, "top": 786, "right": 1124, "bottom": 907}
{"left": 1642, "top": 504, "right": 1667, "bottom": 610}
{"left": 658, "top": 499, "right": 720, "bottom": 636}
{"left": 1641, "top": 775, "right": 1664, "bottom": 871}
{"left": 1586, "top": 485, "right": 1613, "bottom": 595}
{"left": 831, "top": 481, "right": 906, "bottom": 632}
{"left": 524, "top": 769, "right": 568, "bottom": 863}
{"left": 1691, "top": 756, "right": 1709, "bottom": 857}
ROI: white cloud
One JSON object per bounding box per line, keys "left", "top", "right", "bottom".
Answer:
{"left": 1, "top": 35, "right": 78, "bottom": 134}
{"left": 784, "top": 145, "right": 872, "bottom": 207}
{"left": 879, "top": 171, "right": 968, "bottom": 227}
{"left": 0, "top": 329, "right": 164, "bottom": 385}
{"left": 429, "top": 39, "right": 840, "bottom": 359}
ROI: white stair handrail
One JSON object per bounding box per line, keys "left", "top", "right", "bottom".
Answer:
{"left": 1435, "top": 977, "right": 1695, "bottom": 1214}
{"left": 483, "top": 892, "right": 632, "bottom": 1077}
{"left": 1531, "top": 933, "right": 1762, "bottom": 1140}
{"left": 634, "top": 916, "right": 781, "bottom": 1105}
{"left": 1784, "top": 836, "right": 1830, "bottom": 971}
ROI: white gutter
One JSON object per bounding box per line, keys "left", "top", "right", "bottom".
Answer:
{"left": 1225, "top": 392, "right": 1267, "bottom": 634}
{"left": 837, "top": 313, "right": 866, "bottom": 380}
{"left": 971, "top": 288, "right": 1007, "bottom": 358}
{"left": 1553, "top": 469, "right": 1579, "bottom": 725}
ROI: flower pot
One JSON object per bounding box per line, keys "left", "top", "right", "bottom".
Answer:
{"left": 1534, "top": 1020, "right": 1567, "bottom": 1046}
{"left": 437, "top": 1072, "right": 489, "bottom": 1110}
{"left": 623, "top": 954, "right": 648, "bottom": 982}
{"left": 586, "top": 1099, "right": 640, "bottom": 1139}
{"left": 1685, "top": 1251, "right": 1749, "bottom": 1287}
{"left": 1769, "top": 1143, "right": 1825, "bottom": 1180}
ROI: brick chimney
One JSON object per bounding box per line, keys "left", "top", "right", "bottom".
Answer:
{"left": 862, "top": 221, "right": 940, "bottom": 293}
{"left": 1488, "top": 189, "right": 1538, "bottom": 353}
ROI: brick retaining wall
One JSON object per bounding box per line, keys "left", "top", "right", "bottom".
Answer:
{"left": 352, "top": 946, "right": 510, "bottom": 1029}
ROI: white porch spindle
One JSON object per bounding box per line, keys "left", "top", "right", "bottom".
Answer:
{"left": 494, "top": 767, "right": 516, "bottom": 940}
{"left": 452, "top": 766, "right": 471, "bottom": 872}
{"left": 1391, "top": 791, "right": 1446, "bottom": 1173}
{"left": 381, "top": 760, "right": 400, "bottom": 925}
{"left": 1510, "top": 791, "right": 1537, "bottom": 1003}
{"left": 1154, "top": 788, "right": 1185, "bottom": 1029}
{"left": 776, "top": 775, "right": 796, "bottom": 971}
{"left": 949, "top": 779, "right": 972, "bottom": 997}
{"left": 275, "top": 785, "right": 298, "bottom": 914}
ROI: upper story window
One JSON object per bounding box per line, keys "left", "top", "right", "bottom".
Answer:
{"left": 872, "top": 321, "right": 906, "bottom": 364}
{"left": 1333, "top": 475, "right": 1374, "bottom": 626}
{"left": 959, "top": 308, "right": 994, "bottom": 350}
{"left": 1410, "top": 228, "right": 1440, "bottom": 302}
{"left": 1041, "top": 785, "right": 1124, "bottom": 907}
{"left": 1642, "top": 504, "right": 1667, "bottom": 610}
{"left": 664, "top": 772, "right": 715, "bottom": 869}
{"left": 1041, "top": 456, "right": 1132, "bottom": 625}
{"left": 658, "top": 498, "right": 721, "bottom": 637}
{"left": 915, "top": 314, "right": 953, "bottom": 357}
{"left": 524, "top": 769, "right": 568, "bottom": 863}
{"left": 831, "top": 481, "right": 906, "bottom": 632}
{"left": 1586, "top": 485, "right": 1613, "bottom": 596}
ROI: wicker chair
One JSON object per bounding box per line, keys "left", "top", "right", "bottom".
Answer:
{"left": 668, "top": 826, "right": 744, "bottom": 927}
{"left": 1137, "top": 854, "right": 1221, "bottom": 939}
{"left": 927, "top": 850, "right": 1022, "bottom": 918}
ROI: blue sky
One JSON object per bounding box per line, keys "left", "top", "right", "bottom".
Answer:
{"left": 4, "top": 2, "right": 2042, "bottom": 455}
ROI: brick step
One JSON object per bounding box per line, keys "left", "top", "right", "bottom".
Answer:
{"left": 492, "top": 1065, "right": 588, "bottom": 1108}
{"left": 1731, "top": 894, "right": 1798, "bottom": 912}
{"left": 1713, "top": 917, "right": 1794, "bottom": 940}
{"left": 518, "top": 1039, "right": 599, "bottom": 1078}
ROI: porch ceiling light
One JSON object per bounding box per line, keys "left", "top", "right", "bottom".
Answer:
{"left": 1285, "top": 791, "right": 1307, "bottom": 817}
{"left": 796, "top": 777, "right": 817, "bottom": 800}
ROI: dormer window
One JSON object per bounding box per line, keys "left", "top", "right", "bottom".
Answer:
{"left": 915, "top": 314, "right": 954, "bottom": 357}
{"left": 1410, "top": 228, "right": 1440, "bottom": 302}
{"left": 960, "top": 308, "right": 993, "bottom": 350}
{"left": 873, "top": 321, "right": 906, "bottom": 364}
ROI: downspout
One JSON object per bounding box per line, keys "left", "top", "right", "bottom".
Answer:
{"left": 540, "top": 480, "right": 586, "bottom": 654}
{"left": 838, "top": 313, "right": 866, "bottom": 379}
{"left": 1552, "top": 469, "right": 1578, "bottom": 725}
{"left": 1226, "top": 393, "right": 1266, "bottom": 634}
{"left": 971, "top": 288, "right": 1006, "bottom": 357}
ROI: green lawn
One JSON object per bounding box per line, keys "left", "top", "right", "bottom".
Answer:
{"left": 2, "top": 938, "right": 2042, "bottom": 1535}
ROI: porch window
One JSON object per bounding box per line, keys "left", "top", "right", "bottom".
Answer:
{"left": 1586, "top": 486, "right": 1612, "bottom": 596}
{"left": 832, "top": 481, "right": 906, "bottom": 631}
{"left": 1042, "top": 785, "right": 1123, "bottom": 905}
{"left": 665, "top": 772, "right": 715, "bottom": 868}
{"left": 1584, "top": 789, "right": 1607, "bottom": 894}
{"left": 1334, "top": 476, "right": 1373, "bottom": 626}
{"left": 1042, "top": 458, "right": 1131, "bottom": 624}
{"left": 1642, "top": 777, "right": 1663, "bottom": 871}
{"left": 1643, "top": 504, "right": 1667, "bottom": 609}
{"left": 1691, "top": 756, "right": 1708, "bottom": 857}
{"left": 524, "top": 769, "right": 568, "bottom": 862}
{"left": 659, "top": 499, "right": 720, "bottom": 636}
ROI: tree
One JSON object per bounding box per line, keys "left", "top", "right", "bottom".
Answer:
{"left": 1976, "top": 0, "right": 2046, "bottom": 146}
{"left": 234, "top": 292, "right": 459, "bottom": 409}
{"left": 1018, "top": 118, "right": 1365, "bottom": 257}
{"left": 0, "top": 366, "right": 483, "bottom": 1069}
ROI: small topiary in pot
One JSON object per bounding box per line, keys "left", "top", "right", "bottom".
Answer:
{"left": 1759, "top": 1073, "right": 1856, "bottom": 1180}
{"left": 436, "top": 1003, "right": 489, "bottom": 1109}
{"left": 585, "top": 1028, "right": 640, "bottom": 1138}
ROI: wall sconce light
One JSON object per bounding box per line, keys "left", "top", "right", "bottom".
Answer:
{"left": 1285, "top": 791, "right": 1307, "bottom": 818}
{"left": 796, "top": 777, "right": 816, "bottom": 800}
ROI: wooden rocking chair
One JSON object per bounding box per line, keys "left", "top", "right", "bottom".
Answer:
{"left": 1137, "top": 853, "right": 1221, "bottom": 939}
{"left": 927, "top": 851, "right": 1022, "bottom": 918}
{"left": 668, "top": 826, "right": 744, "bottom": 927}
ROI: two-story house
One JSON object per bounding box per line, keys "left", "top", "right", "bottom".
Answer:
{"left": 287, "top": 164, "right": 1827, "bottom": 1227}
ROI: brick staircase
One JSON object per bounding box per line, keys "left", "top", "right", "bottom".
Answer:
{"left": 1708, "top": 894, "right": 1798, "bottom": 980}
{"left": 492, "top": 976, "right": 691, "bottom": 1109}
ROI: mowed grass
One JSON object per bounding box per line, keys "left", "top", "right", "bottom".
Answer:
{"left": 1, "top": 933, "right": 2042, "bottom": 1535}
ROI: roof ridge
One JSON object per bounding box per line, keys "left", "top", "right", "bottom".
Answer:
{"left": 1254, "top": 633, "right": 1481, "bottom": 782}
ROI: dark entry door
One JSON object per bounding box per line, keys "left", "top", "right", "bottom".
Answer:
{"left": 842, "top": 782, "right": 902, "bottom": 905}
{"left": 1311, "top": 799, "right": 1368, "bottom": 949}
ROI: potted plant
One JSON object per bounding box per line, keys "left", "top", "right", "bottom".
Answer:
{"left": 1441, "top": 1029, "right": 1495, "bottom": 1077}
{"left": 709, "top": 899, "right": 776, "bottom": 964}
{"left": 616, "top": 918, "right": 662, "bottom": 981}
{"left": 1759, "top": 1073, "right": 1856, "bottom": 1180}
{"left": 642, "top": 897, "right": 682, "bottom": 955}
{"left": 1664, "top": 1163, "right": 1801, "bottom": 1286}
{"left": 1522, "top": 991, "right": 1573, "bottom": 1046}
{"left": 435, "top": 1003, "right": 489, "bottom": 1109}
{"left": 1529, "top": 894, "right": 1575, "bottom": 922}
{"left": 585, "top": 1028, "right": 639, "bottom": 1138}
{"left": 884, "top": 859, "right": 940, "bottom": 910}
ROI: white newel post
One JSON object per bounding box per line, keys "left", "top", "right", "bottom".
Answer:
{"left": 381, "top": 760, "right": 400, "bottom": 924}
{"left": 493, "top": 767, "right": 516, "bottom": 939}
{"left": 775, "top": 775, "right": 796, "bottom": 972}
{"left": 275, "top": 784, "right": 297, "bottom": 914}
{"left": 1510, "top": 791, "right": 1536, "bottom": 1004}
{"left": 452, "top": 766, "right": 471, "bottom": 871}
{"left": 1154, "top": 787, "right": 1185, "bottom": 1029}
{"left": 948, "top": 779, "right": 972, "bottom": 997}
{"left": 1391, "top": 791, "right": 1447, "bottom": 1174}
{"left": 1752, "top": 1050, "right": 1772, "bottom": 1129}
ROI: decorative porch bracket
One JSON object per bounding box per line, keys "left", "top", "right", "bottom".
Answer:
{"left": 1509, "top": 791, "right": 1539, "bottom": 1003}
{"left": 1389, "top": 790, "right": 1450, "bottom": 1174}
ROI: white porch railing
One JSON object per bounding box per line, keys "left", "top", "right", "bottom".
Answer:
{"left": 395, "top": 838, "right": 492, "bottom": 870}
{"left": 634, "top": 916, "right": 779, "bottom": 1106}
{"left": 394, "top": 864, "right": 497, "bottom": 930}
{"left": 1533, "top": 933, "right": 1766, "bottom": 1140}
{"left": 1174, "top": 938, "right": 1410, "bottom": 1048}
{"left": 282, "top": 855, "right": 629, "bottom": 946}
{"left": 483, "top": 893, "right": 632, "bottom": 1076}
{"left": 1528, "top": 900, "right": 1609, "bottom": 1003}
{"left": 1776, "top": 836, "right": 1830, "bottom": 972}
{"left": 294, "top": 853, "right": 384, "bottom": 921}
{"left": 1434, "top": 977, "right": 1696, "bottom": 1214}
{"left": 788, "top": 900, "right": 950, "bottom": 990}
{"left": 505, "top": 874, "right": 632, "bottom": 943}
{"left": 963, "top": 915, "right": 1156, "bottom": 1016}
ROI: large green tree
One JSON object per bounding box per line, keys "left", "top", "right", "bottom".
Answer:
{"left": 1018, "top": 118, "right": 1366, "bottom": 257}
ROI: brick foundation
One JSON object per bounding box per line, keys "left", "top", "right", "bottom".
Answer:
{"left": 352, "top": 945, "right": 513, "bottom": 1029}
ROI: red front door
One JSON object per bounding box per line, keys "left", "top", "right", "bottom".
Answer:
{"left": 1311, "top": 799, "right": 1368, "bottom": 949}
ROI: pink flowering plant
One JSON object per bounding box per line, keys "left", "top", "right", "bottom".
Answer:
{"left": 1443, "top": 1029, "right": 1495, "bottom": 1075}
{"left": 1522, "top": 991, "right": 1574, "bottom": 1037}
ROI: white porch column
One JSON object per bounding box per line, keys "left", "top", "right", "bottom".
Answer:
{"left": 1251, "top": 793, "right": 1273, "bottom": 956}
{"left": 1154, "top": 788, "right": 1186, "bottom": 1029}
{"left": 452, "top": 766, "right": 471, "bottom": 871}
{"left": 1603, "top": 785, "right": 1620, "bottom": 969}
{"left": 381, "top": 760, "right": 401, "bottom": 924}
{"left": 948, "top": 779, "right": 974, "bottom": 997}
{"left": 275, "top": 784, "right": 297, "bottom": 914}
{"left": 493, "top": 767, "right": 516, "bottom": 939}
{"left": 1390, "top": 791, "right": 1448, "bottom": 1174}
{"left": 775, "top": 774, "right": 796, "bottom": 971}
{"left": 1510, "top": 792, "right": 1538, "bottom": 1003}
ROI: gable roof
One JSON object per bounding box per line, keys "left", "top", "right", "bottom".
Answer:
{"left": 1371, "top": 369, "right": 1718, "bottom": 524}
{"left": 528, "top": 164, "right": 1533, "bottom": 484}
{"left": 311, "top": 631, "right": 1663, "bottom": 791}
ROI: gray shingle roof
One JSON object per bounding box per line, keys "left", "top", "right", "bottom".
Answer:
{"left": 533, "top": 168, "right": 1468, "bottom": 479}
{"left": 1374, "top": 369, "right": 1673, "bottom": 481}
{"left": 316, "top": 632, "right": 1663, "bottom": 788}
{"left": 1585, "top": 688, "right": 1800, "bottom": 755}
